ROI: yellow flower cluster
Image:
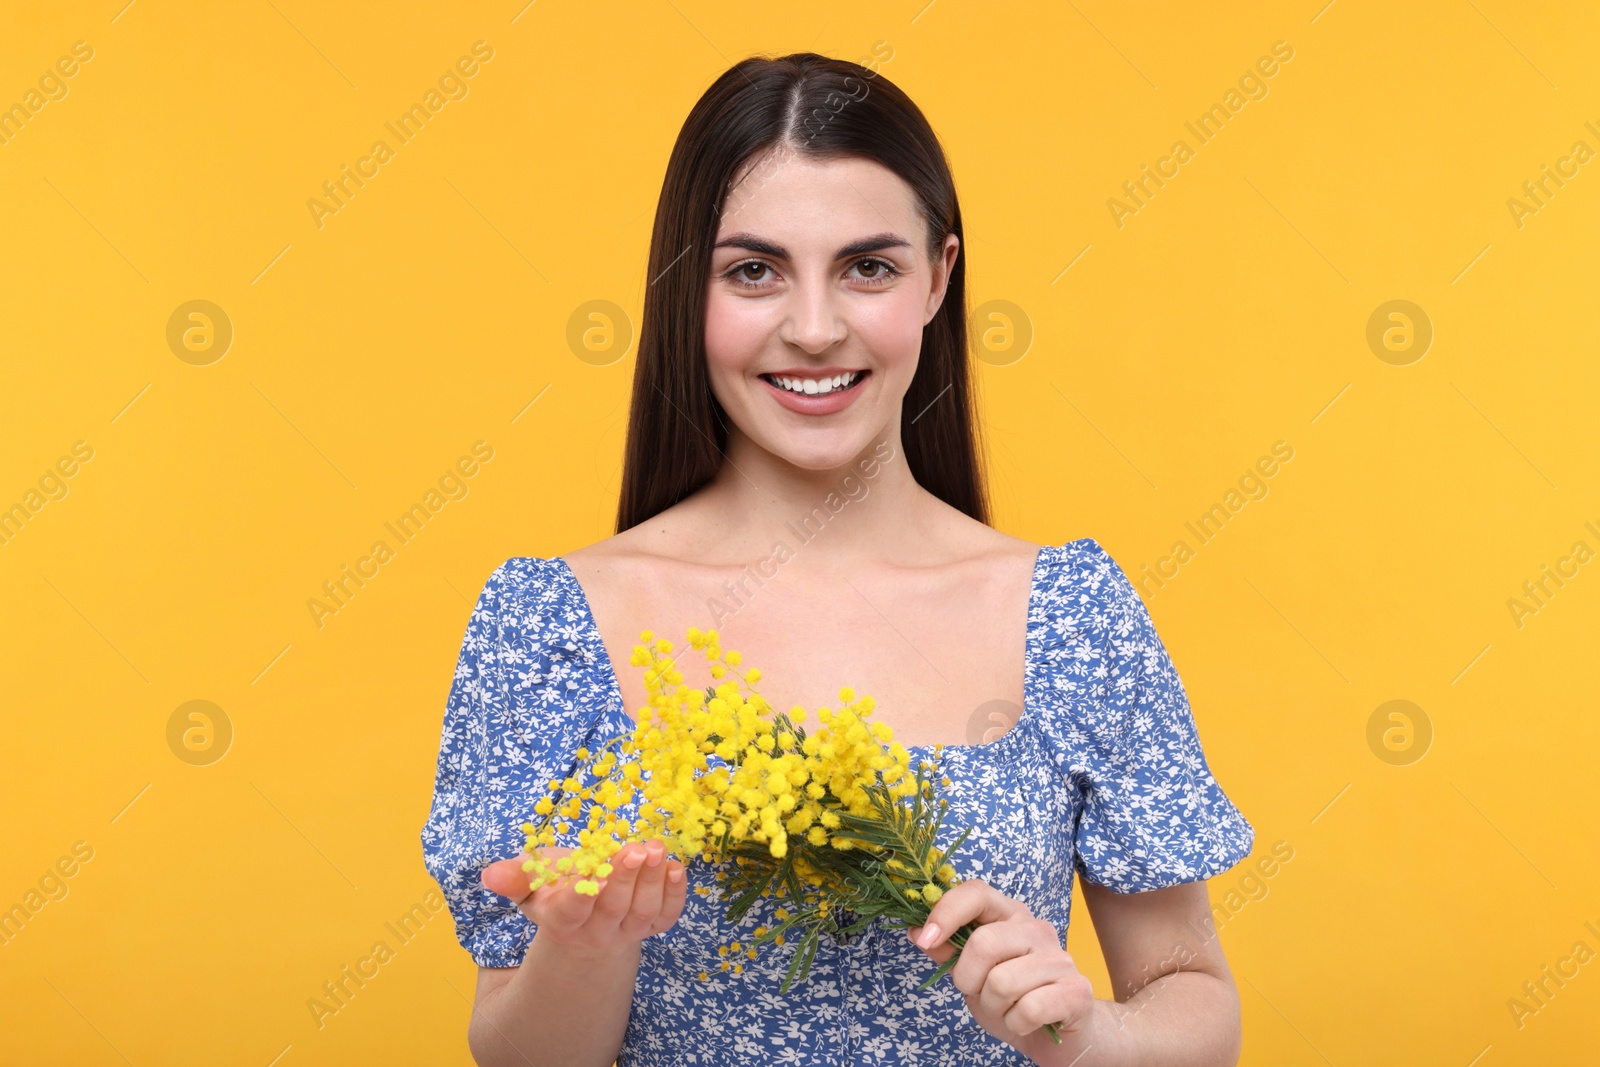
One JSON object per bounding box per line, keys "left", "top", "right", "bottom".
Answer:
{"left": 519, "top": 626, "right": 967, "bottom": 992}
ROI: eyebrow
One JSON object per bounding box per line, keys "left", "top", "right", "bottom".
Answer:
{"left": 711, "top": 231, "right": 913, "bottom": 260}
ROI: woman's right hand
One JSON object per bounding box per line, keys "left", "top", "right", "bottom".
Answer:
{"left": 481, "top": 839, "right": 689, "bottom": 950}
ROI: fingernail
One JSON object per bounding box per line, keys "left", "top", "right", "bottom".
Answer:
{"left": 624, "top": 849, "right": 646, "bottom": 869}
{"left": 917, "top": 923, "right": 940, "bottom": 949}
{"left": 646, "top": 847, "right": 663, "bottom": 868}
{"left": 668, "top": 867, "right": 684, "bottom": 883}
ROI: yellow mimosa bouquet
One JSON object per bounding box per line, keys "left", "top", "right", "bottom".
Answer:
{"left": 519, "top": 626, "right": 1062, "bottom": 1041}
{"left": 518, "top": 626, "right": 962, "bottom": 980}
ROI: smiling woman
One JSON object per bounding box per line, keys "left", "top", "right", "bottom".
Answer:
{"left": 617, "top": 55, "right": 979, "bottom": 527}
{"left": 422, "top": 50, "right": 1254, "bottom": 1067}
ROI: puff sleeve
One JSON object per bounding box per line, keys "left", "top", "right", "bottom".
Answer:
{"left": 1070, "top": 542, "right": 1255, "bottom": 892}
{"left": 419, "top": 557, "right": 602, "bottom": 967}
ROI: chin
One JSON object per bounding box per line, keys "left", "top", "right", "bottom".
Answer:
{"left": 760, "top": 431, "right": 878, "bottom": 472}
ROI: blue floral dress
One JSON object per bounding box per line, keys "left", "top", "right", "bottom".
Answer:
{"left": 421, "top": 538, "right": 1254, "bottom": 1064}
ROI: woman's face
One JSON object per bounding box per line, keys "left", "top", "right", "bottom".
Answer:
{"left": 704, "top": 147, "right": 959, "bottom": 471}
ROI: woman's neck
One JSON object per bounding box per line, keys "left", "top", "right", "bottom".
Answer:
{"left": 665, "top": 427, "right": 944, "bottom": 569}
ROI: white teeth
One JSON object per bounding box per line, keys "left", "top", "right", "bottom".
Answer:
{"left": 769, "top": 371, "right": 860, "bottom": 395}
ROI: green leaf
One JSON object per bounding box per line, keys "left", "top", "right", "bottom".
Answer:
{"left": 780, "top": 927, "right": 821, "bottom": 994}
{"left": 916, "top": 949, "right": 962, "bottom": 992}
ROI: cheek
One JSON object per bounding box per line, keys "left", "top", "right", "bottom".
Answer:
{"left": 703, "top": 293, "right": 771, "bottom": 372}
{"left": 852, "top": 293, "right": 925, "bottom": 367}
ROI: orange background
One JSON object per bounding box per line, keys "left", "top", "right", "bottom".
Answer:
{"left": 1, "top": 1, "right": 1596, "bottom": 1063}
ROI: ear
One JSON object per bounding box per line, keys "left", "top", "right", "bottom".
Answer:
{"left": 924, "top": 232, "right": 960, "bottom": 325}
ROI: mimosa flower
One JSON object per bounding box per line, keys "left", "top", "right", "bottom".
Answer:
{"left": 517, "top": 625, "right": 974, "bottom": 1000}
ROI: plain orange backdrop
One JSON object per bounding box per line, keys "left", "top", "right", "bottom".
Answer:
{"left": 1, "top": 2, "right": 1596, "bottom": 1064}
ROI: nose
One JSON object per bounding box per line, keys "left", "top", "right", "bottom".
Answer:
{"left": 778, "top": 279, "right": 846, "bottom": 354}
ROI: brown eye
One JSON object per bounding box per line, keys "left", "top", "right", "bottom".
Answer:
{"left": 723, "top": 260, "right": 773, "bottom": 289}
{"left": 851, "top": 257, "right": 901, "bottom": 286}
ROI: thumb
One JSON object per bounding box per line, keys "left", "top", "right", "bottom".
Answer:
{"left": 480, "top": 856, "right": 536, "bottom": 902}
{"left": 482, "top": 845, "right": 575, "bottom": 902}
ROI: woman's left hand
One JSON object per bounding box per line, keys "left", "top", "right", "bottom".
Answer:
{"left": 908, "top": 878, "right": 1098, "bottom": 1063}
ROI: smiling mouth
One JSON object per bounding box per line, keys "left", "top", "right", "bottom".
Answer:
{"left": 758, "top": 370, "right": 870, "bottom": 396}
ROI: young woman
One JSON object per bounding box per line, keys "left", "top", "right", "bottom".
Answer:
{"left": 422, "top": 51, "right": 1255, "bottom": 1066}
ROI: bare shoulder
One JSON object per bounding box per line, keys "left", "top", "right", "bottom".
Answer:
{"left": 968, "top": 522, "right": 1046, "bottom": 564}
{"left": 558, "top": 525, "right": 658, "bottom": 581}
{"left": 917, "top": 495, "right": 1045, "bottom": 574}
{"left": 557, "top": 500, "right": 711, "bottom": 581}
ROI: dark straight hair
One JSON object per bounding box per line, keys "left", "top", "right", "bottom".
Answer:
{"left": 615, "top": 50, "right": 989, "bottom": 533}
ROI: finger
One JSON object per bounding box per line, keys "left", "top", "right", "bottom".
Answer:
{"left": 481, "top": 857, "right": 538, "bottom": 904}
{"left": 951, "top": 918, "right": 1058, "bottom": 994}
{"left": 657, "top": 859, "right": 688, "bottom": 932}
{"left": 485, "top": 845, "right": 575, "bottom": 902}
{"left": 914, "top": 879, "right": 1031, "bottom": 951}
{"left": 907, "top": 926, "right": 957, "bottom": 965}
{"left": 977, "top": 951, "right": 1073, "bottom": 1025}
{"left": 1002, "top": 972, "right": 1093, "bottom": 1039}
{"left": 527, "top": 866, "right": 604, "bottom": 931}
{"left": 618, "top": 840, "right": 669, "bottom": 938}
{"left": 589, "top": 841, "right": 649, "bottom": 927}
{"left": 520, "top": 846, "right": 599, "bottom": 928}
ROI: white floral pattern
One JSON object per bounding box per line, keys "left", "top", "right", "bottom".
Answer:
{"left": 420, "top": 537, "right": 1254, "bottom": 1064}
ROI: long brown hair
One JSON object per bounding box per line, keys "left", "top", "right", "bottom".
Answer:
{"left": 615, "top": 50, "right": 988, "bottom": 532}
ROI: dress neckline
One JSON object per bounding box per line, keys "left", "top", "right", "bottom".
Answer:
{"left": 552, "top": 544, "right": 1051, "bottom": 757}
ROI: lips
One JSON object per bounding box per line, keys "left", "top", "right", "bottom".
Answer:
{"left": 758, "top": 371, "right": 870, "bottom": 396}
{"left": 758, "top": 369, "right": 871, "bottom": 416}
